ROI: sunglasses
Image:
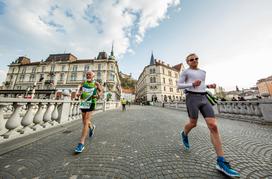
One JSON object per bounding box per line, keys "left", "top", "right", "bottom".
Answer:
{"left": 188, "top": 58, "right": 198, "bottom": 62}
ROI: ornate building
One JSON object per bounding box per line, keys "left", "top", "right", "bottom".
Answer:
{"left": 1, "top": 48, "right": 121, "bottom": 100}
{"left": 135, "top": 53, "right": 184, "bottom": 103}
{"left": 257, "top": 75, "right": 272, "bottom": 97}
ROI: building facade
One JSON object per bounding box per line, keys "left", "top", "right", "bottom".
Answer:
{"left": 1, "top": 49, "right": 121, "bottom": 100}
{"left": 257, "top": 75, "right": 272, "bottom": 97}
{"left": 135, "top": 53, "right": 184, "bottom": 103}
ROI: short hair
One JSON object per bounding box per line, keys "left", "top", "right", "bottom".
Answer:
{"left": 86, "top": 70, "right": 95, "bottom": 76}
{"left": 186, "top": 53, "right": 197, "bottom": 62}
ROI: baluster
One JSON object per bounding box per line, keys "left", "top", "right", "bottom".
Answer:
{"left": 72, "top": 101, "right": 77, "bottom": 120}
{"left": 51, "top": 102, "right": 60, "bottom": 124}
{"left": 254, "top": 103, "right": 263, "bottom": 117}
{"left": 32, "top": 103, "right": 47, "bottom": 131}
{"left": 2, "top": 102, "right": 24, "bottom": 139}
{"left": 19, "top": 102, "right": 36, "bottom": 134}
{"left": 43, "top": 102, "right": 55, "bottom": 127}
{"left": 69, "top": 102, "right": 74, "bottom": 121}
{"left": 0, "top": 103, "right": 9, "bottom": 136}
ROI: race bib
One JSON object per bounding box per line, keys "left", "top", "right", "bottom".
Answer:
{"left": 79, "top": 101, "right": 92, "bottom": 109}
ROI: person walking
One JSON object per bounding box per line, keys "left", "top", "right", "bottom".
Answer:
{"left": 74, "top": 70, "right": 103, "bottom": 153}
{"left": 177, "top": 53, "right": 240, "bottom": 177}
{"left": 121, "top": 98, "right": 127, "bottom": 111}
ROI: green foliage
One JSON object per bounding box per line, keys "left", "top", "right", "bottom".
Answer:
{"left": 120, "top": 76, "right": 136, "bottom": 89}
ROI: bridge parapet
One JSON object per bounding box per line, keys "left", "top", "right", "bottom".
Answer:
{"left": 154, "top": 99, "right": 272, "bottom": 124}
{"left": 0, "top": 97, "right": 120, "bottom": 143}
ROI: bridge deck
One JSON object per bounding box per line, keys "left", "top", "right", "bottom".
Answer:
{"left": 0, "top": 106, "right": 271, "bottom": 178}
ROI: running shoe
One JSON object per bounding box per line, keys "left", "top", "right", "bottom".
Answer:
{"left": 216, "top": 158, "right": 240, "bottom": 177}
{"left": 89, "top": 125, "right": 96, "bottom": 138}
{"left": 181, "top": 131, "right": 190, "bottom": 150}
{"left": 74, "top": 143, "right": 85, "bottom": 153}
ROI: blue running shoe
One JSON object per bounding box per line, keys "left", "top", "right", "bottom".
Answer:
{"left": 74, "top": 143, "right": 85, "bottom": 153}
{"left": 216, "top": 158, "right": 240, "bottom": 177}
{"left": 180, "top": 131, "right": 190, "bottom": 150}
{"left": 89, "top": 125, "right": 96, "bottom": 137}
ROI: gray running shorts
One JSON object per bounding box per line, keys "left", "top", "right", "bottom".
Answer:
{"left": 185, "top": 93, "right": 215, "bottom": 119}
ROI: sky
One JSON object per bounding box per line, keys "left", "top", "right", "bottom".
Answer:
{"left": 0, "top": 0, "right": 272, "bottom": 91}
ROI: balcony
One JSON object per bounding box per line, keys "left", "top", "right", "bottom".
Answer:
{"left": 44, "top": 80, "right": 54, "bottom": 85}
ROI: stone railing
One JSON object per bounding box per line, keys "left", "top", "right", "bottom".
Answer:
{"left": 0, "top": 97, "right": 120, "bottom": 143}
{"left": 154, "top": 100, "right": 272, "bottom": 124}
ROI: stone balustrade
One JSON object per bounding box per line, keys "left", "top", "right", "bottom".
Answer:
{"left": 154, "top": 99, "right": 272, "bottom": 124}
{"left": 0, "top": 97, "right": 120, "bottom": 143}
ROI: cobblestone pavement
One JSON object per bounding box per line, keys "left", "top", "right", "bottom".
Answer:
{"left": 0, "top": 105, "right": 272, "bottom": 179}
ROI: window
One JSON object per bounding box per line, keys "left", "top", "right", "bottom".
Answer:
{"left": 41, "top": 66, "right": 45, "bottom": 72}
{"left": 32, "top": 67, "right": 36, "bottom": 73}
{"left": 71, "top": 73, "right": 77, "bottom": 81}
{"left": 84, "top": 65, "right": 89, "bottom": 72}
{"left": 168, "top": 71, "right": 172, "bottom": 77}
{"left": 50, "top": 64, "right": 55, "bottom": 72}
{"left": 22, "top": 67, "right": 26, "bottom": 73}
{"left": 150, "top": 77, "right": 156, "bottom": 83}
{"left": 169, "top": 79, "right": 173, "bottom": 85}
{"left": 60, "top": 73, "right": 65, "bottom": 81}
{"left": 111, "top": 65, "right": 114, "bottom": 71}
{"left": 176, "top": 89, "right": 179, "bottom": 93}
{"left": 97, "top": 71, "right": 101, "bottom": 80}
{"left": 62, "top": 65, "right": 66, "bottom": 72}
{"left": 164, "top": 86, "right": 166, "bottom": 91}
{"left": 98, "top": 64, "right": 102, "bottom": 70}
{"left": 72, "top": 65, "right": 77, "bottom": 72}
{"left": 162, "top": 68, "right": 165, "bottom": 74}
{"left": 110, "top": 72, "right": 115, "bottom": 81}
{"left": 29, "top": 74, "right": 35, "bottom": 82}
{"left": 170, "top": 87, "right": 173, "bottom": 92}
{"left": 12, "top": 68, "right": 15, "bottom": 73}
{"left": 163, "top": 78, "right": 165, "bottom": 84}
{"left": 19, "top": 75, "right": 24, "bottom": 82}
{"left": 50, "top": 74, "right": 54, "bottom": 81}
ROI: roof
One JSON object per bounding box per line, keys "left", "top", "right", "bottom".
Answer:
{"left": 172, "top": 63, "right": 183, "bottom": 72}
{"left": 122, "top": 88, "right": 135, "bottom": 94}
{"left": 46, "top": 53, "right": 77, "bottom": 62}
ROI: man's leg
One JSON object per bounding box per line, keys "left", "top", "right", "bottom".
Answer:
{"left": 75, "top": 112, "right": 90, "bottom": 153}
{"left": 205, "top": 117, "right": 240, "bottom": 177}
{"left": 80, "top": 112, "right": 91, "bottom": 144}
{"left": 183, "top": 118, "right": 197, "bottom": 135}
{"left": 181, "top": 118, "right": 197, "bottom": 150}
{"left": 204, "top": 117, "right": 224, "bottom": 156}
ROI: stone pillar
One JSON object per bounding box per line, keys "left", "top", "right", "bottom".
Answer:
{"left": 58, "top": 90, "right": 71, "bottom": 123}
{"left": 3, "top": 102, "right": 24, "bottom": 138}
{"left": 259, "top": 99, "right": 272, "bottom": 123}
{"left": 19, "top": 102, "right": 36, "bottom": 134}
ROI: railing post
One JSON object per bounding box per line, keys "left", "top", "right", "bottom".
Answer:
{"left": 259, "top": 100, "right": 272, "bottom": 123}
{"left": 51, "top": 102, "right": 60, "bottom": 124}
{"left": 42, "top": 102, "right": 55, "bottom": 128}
{"left": 0, "top": 104, "right": 9, "bottom": 136}
{"left": 32, "top": 103, "right": 46, "bottom": 131}
{"left": 19, "top": 102, "right": 36, "bottom": 134}
{"left": 2, "top": 102, "right": 24, "bottom": 139}
{"left": 103, "top": 101, "right": 106, "bottom": 112}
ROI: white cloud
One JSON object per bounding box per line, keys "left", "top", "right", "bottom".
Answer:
{"left": 0, "top": 0, "right": 180, "bottom": 66}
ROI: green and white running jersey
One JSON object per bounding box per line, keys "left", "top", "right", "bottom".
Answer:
{"left": 81, "top": 80, "right": 97, "bottom": 103}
